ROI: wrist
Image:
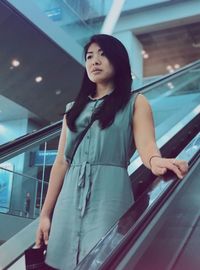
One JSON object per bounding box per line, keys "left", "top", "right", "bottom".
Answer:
{"left": 40, "top": 210, "right": 51, "bottom": 219}
{"left": 149, "top": 155, "right": 161, "bottom": 168}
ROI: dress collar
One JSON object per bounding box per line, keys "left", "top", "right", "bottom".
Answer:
{"left": 88, "top": 89, "right": 114, "bottom": 101}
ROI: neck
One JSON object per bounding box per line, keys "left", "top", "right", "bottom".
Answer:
{"left": 94, "top": 83, "right": 114, "bottom": 98}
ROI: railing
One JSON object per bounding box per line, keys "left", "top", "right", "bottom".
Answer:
{"left": 0, "top": 58, "right": 200, "bottom": 223}
{"left": 75, "top": 132, "right": 200, "bottom": 269}
{"left": 1, "top": 59, "right": 200, "bottom": 155}
{"left": 0, "top": 165, "right": 48, "bottom": 221}
{"left": 31, "top": 0, "right": 114, "bottom": 45}
{"left": 1, "top": 130, "right": 199, "bottom": 270}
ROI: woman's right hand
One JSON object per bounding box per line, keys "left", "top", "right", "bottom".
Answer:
{"left": 35, "top": 215, "right": 51, "bottom": 247}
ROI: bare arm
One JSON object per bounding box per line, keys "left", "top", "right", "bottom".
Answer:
{"left": 133, "top": 94, "right": 188, "bottom": 178}
{"left": 40, "top": 114, "right": 68, "bottom": 218}
{"left": 36, "top": 114, "right": 69, "bottom": 246}
{"left": 133, "top": 94, "right": 160, "bottom": 169}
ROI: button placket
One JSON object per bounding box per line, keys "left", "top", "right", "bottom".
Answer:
{"left": 84, "top": 99, "right": 101, "bottom": 158}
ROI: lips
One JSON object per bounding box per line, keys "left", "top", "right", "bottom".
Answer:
{"left": 91, "top": 68, "right": 102, "bottom": 73}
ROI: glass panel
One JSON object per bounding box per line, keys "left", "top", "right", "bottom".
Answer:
{"left": 0, "top": 134, "right": 60, "bottom": 242}
{"left": 0, "top": 165, "right": 47, "bottom": 218}
{"left": 32, "top": 0, "right": 113, "bottom": 45}
{"left": 130, "top": 63, "right": 200, "bottom": 161}
{"left": 0, "top": 165, "right": 47, "bottom": 243}
{"left": 121, "top": 0, "right": 170, "bottom": 12}
{"left": 144, "top": 63, "right": 200, "bottom": 139}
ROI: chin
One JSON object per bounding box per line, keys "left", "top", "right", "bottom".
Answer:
{"left": 90, "top": 77, "right": 104, "bottom": 84}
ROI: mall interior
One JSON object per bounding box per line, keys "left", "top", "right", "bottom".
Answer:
{"left": 0, "top": 0, "right": 200, "bottom": 269}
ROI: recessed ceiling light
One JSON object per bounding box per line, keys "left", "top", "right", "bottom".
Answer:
{"left": 35, "top": 76, "right": 43, "bottom": 83}
{"left": 55, "top": 89, "right": 62, "bottom": 95}
{"left": 11, "top": 59, "right": 20, "bottom": 67}
{"left": 192, "top": 42, "right": 200, "bottom": 48}
{"left": 143, "top": 53, "right": 149, "bottom": 59}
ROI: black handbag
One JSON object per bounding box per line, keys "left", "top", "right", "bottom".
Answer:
{"left": 25, "top": 114, "right": 96, "bottom": 270}
{"left": 24, "top": 244, "right": 47, "bottom": 270}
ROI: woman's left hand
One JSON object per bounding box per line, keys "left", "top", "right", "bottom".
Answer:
{"left": 150, "top": 157, "right": 189, "bottom": 179}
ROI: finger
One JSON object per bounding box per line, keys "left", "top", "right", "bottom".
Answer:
{"left": 43, "top": 230, "right": 49, "bottom": 245}
{"left": 174, "top": 160, "right": 188, "bottom": 174}
{"left": 152, "top": 167, "right": 167, "bottom": 176}
{"left": 166, "top": 162, "right": 183, "bottom": 179}
{"left": 35, "top": 231, "right": 42, "bottom": 247}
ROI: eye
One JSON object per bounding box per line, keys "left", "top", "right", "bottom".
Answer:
{"left": 100, "top": 51, "right": 105, "bottom": 56}
{"left": 86, "top": 54, "right": 92, "bottom": 60}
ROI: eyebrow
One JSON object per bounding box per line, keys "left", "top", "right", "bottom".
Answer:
{"left": 86, "top": 48, "right": 103, "bottom": 54}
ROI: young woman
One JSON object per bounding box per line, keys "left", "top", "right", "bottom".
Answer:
{"left": 36, "top": 34, "right": 188, "bottom": 269}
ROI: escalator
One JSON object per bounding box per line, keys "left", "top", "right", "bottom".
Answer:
{"left": 0, "top": 60, "right": 200, "bottom": 269}
{"left": 114, "top": 155, "right": 200, "bottom": 270}
{"left": 79, "top": 133, "right": 200, "bottom": 270}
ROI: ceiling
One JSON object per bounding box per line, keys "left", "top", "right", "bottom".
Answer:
{"left": 0, "top": 1, "right": 84, "bottom": 126}
{"left": 0, "top": 0, "right": 200, "bottom": 129}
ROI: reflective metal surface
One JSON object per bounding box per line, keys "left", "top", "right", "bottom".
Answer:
{"left": 76, "top": 132, "right": 200, "bottom": 269}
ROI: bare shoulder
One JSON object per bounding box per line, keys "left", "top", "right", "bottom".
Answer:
{"left": 134, "top": 93, "right": 151, "bottom": 113}
{"left": 135, "top": 93, "right": 150, "bottom": 108}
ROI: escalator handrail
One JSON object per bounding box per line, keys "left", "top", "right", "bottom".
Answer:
{"left": 0, "top": 120, "right": 62, "bottom": 163}
{"left": 76, "top": 132, "right": 200, "bottom": 270}
{"left": 1, "top": 125, "right": 199, "bottom": 269}
{"left": 1, "top": 59, "right": 200, "bottom": 162}
{"left": 0, "top": 120, "right": 61, "bottom": 151}
{"left": 134, "top": 59, "right": 200, "bottom": 93}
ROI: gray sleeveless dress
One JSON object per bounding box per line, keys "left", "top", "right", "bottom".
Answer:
{"left": 45, "top": 92, "right": 137, "bottom": 269}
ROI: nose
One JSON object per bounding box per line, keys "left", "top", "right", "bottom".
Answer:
{"left": 92, "top": 55, "right": 101, "bottom": 65}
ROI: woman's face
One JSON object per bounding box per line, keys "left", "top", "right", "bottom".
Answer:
{"left": 85, "top": 42, "right": 115, "bottom": 85}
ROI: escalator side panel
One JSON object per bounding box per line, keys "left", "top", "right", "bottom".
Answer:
{"left": 121, "top": 157, "right": 200, "bottom": 270}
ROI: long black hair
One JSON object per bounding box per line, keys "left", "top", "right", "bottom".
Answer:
{"left": 66, "top": 34, "right": 132, "bottom": 132}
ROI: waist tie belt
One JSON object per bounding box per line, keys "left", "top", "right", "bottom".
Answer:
{"left": 70, "top": 161, "right": 128, "bottom": 218}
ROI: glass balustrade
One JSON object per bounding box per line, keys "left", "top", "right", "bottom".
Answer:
{"left": 0, "top": 166, "right": 48, "bottom": 219}
{"left": 32, "top": 0, "right": 113, "bottom": 45}
{"left": 144, "top": 62, "right": 200, "bottom": 139}
{"left": 130, "top": 62, "right": 200, "bottom": 161}
{"left": 1, "top": 62, "right": 200, "bottom": 223}
{"left": 0, "top": 136, "right": 60, "bottom": 220}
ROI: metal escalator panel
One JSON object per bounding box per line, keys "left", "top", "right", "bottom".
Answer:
{"left": 0, "top": 218, "right": 39, "bottom": 270}
{"left": 74, "top": 132, "right": 200, "bottom": 270}
{"left": 117, "top": 155, "right": 200, "bottom": 270}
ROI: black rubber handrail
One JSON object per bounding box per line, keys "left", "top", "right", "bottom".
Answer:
{"left": 75, "top": 131, "right": 200, "bottom": 270}
{"left": 0, "top": 120, "right": 61, "bottom": 163}
{"left": 134, "top": 59, "right": 200, "bottom": 93}
{"left": 99, "top": 147, "right": 200, "bottom": 270}
{"left": 1, "top": 59, "right": 200, "bottom": 162}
